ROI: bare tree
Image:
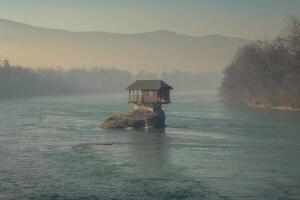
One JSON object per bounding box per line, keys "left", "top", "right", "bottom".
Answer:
{"left": 220, "top": 17, "right": 300, "bottom": 108}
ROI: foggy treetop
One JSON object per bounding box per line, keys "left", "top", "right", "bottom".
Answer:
{"left": 220, "top": 17, "right": 300, "bottom": 109}
{"left": 0, "top": 60, "right": 219, "bottom": 98}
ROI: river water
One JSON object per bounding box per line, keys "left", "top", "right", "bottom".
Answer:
{"left": 0, "top": 91, "right": 299, "bottom": 200}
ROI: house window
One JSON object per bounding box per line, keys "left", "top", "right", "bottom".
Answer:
{"left": 149, "top": 91, "right": 154, "bottom": 96}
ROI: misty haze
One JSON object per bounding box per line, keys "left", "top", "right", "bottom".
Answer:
{"left": 0, "top": 1, "right": 300, "bottom": 200}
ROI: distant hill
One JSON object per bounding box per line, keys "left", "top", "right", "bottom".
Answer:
{"left": 0, "top": 18, "right": 250, "bottom": 72}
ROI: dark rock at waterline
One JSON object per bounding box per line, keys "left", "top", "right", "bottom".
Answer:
{"left": 101, "top": 109, "right": 165, "bottom": 129}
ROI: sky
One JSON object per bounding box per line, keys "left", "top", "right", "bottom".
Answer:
{"left": 0, "top": 0, "right": 300, "bottom": 39}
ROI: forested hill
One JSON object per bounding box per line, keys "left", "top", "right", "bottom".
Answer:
{"left": 219, "top": 18, "right": 300, "bottom": 110}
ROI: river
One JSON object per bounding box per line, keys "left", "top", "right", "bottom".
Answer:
{"left": 0, "top": 91, "right": 299, "bottom": 199}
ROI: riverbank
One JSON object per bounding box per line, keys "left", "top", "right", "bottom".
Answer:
{"left": 247, "top": 103, "right": 300, "bottom": 111}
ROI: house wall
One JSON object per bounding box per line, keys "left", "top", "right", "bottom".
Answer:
{"left": 158, "top": 88, "right": 170, "bottom": 103}
{"left": 128, "top": 89, "right": 171, "bottom": 104}
{"left": 142, "top": 90, "right": 158, "bottom": 103}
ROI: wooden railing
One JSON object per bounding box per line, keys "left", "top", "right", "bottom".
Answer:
{"left": 129, "top": 96, "right": 170, "bottom": 104}
{"left": 128, "top": 95, "right": 143, "bottom": 103}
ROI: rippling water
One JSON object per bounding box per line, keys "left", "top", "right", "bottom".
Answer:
{"left": 0, "top": 91, "right": 300, "bottom": 200}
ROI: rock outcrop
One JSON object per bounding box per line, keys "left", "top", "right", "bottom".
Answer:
{"left": 101, "top": 109, "right": 165, "bottom": 129}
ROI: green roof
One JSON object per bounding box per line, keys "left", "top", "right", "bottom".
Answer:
{"left": 126, "top": 80, "right": 173, "bottom": 90}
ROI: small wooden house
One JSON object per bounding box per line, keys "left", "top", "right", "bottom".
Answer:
{"left": 126, "top": 80, "right": 173, "bottom": 111}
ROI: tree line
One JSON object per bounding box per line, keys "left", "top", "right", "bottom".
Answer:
{"left": 219, "top": 17, "right": 300, "bottom": 109}
{"left": 0, "top": 60, "right": 220, "bottom": 98}
{"left": 0, "top": 61, "right": 133, "bottom": 98}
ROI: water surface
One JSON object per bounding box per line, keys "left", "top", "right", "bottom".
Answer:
{"left": 0, "top": 92, "right": 300, "bottom": 200}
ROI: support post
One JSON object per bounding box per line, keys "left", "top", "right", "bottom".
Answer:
{"left": 128, "top": 89, "right": 130, "bottom": 102}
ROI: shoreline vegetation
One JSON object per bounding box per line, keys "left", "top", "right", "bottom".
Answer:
{"left": 219, "top": 17, "right": 300, "bottom": 111}
{"left": 222, "top": 98, "right": 300, "bottom": 112}
{"left": 247, "top": 103, "right": 300, "bottom": 111}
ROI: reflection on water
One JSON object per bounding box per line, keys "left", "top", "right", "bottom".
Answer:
{"left": 127, "top": 129, "right": 169, "bottom": 170}
{"left": 0, "top": 92, "right": 300, "bottom": 199}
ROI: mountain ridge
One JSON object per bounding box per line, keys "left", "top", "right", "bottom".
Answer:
{"left": 0, "top": 18, "right": 248, "bottom": 40}
{"left": 0, "top": 18, "right": 251, "bottom": 72}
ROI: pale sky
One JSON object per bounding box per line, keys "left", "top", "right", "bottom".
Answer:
{"left": 0, "top": 0, "right": 300, "bottom": 39}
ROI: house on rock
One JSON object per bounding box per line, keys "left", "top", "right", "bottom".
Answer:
{"left": 126, "top": 80, "right": 173, "bottom": 112}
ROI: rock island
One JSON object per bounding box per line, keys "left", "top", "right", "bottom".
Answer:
{"left": 101, "top": 80, "right": 173, "bottom": 129}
